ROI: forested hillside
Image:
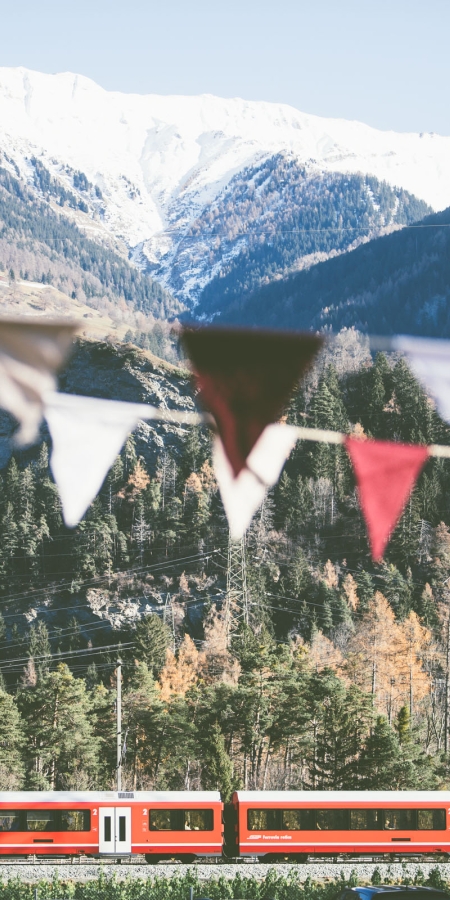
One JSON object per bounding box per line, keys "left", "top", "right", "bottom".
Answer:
{"left": 186, "top": 155, "right": 430, "bottom": 317}
{"left": 2, "top": 334, "right": 450, "bottom": 793}
{"left": 219, "top": 205, "right": 450, "bottom": 335}
{"left": 0, "top": 158, "right": 180, "bottom": 320}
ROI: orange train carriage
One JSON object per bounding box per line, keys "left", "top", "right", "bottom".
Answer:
{"left": 0, "top": 790, "right": 450, "bottom": 862}
{"left": 0, "top": 791, "right": 223, "bottom": 862}
{"left": 230, "top": 792, "right": 450, "bottom": 862}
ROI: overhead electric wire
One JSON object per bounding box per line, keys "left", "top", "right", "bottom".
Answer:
{"left": 0, "top": 547, "right": 224, "bottom": 609}
{"left": 0, "top": 640, "right": 136, "bottom": 670}
{"left": 0, "top": 620, "right": 115, "bottom": 656}
{"left": 162, "top": 222, "right": 450, "bottom": 240}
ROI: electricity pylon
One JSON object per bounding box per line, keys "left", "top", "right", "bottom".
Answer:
{"left": 224, "top": 531, "right": 249, "bottom": 644}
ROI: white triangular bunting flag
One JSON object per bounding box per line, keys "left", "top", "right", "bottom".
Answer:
{"left": 44, "top": 392, "right": 156, "bottom": 527}
{"left": 213, "top": 423, "right": 299, "bottom": 539}
{"left": 0, "top": 318, "right": 78, "bottom": 444}
{"left": 394, "top": 335, "right": 450, "bottom": 424}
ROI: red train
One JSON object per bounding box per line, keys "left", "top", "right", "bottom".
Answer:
{"left": 0, "top": 790, "right": 449, "bottom": 862}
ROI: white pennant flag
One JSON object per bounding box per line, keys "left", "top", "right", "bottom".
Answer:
{"left": 44, "top": 392, "right": 157, "bottom": 527}
{"left": 394, "top": 335, "right": 450, "bottom": 424}
{"left": 0, "top": 318, "right": 78, "bottom": 444}
{"left": 213, "top": 423, "right": 299, "bottom": 539}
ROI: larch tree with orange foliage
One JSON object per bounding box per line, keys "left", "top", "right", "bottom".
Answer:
{"left": 158, "top": 635, "right": 200, "bottom": 701}
{"left": 346, "top": 592, "right": 431, "bottom": 723}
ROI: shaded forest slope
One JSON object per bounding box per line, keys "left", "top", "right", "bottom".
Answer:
{"left": 221, "top": 206, "right": 450, "bottom": 335}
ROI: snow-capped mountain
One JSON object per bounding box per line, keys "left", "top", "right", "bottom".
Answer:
{"left": 0, "top": 66, "right": 449, "bottom": 310}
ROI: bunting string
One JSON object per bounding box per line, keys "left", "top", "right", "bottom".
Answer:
{"left": 40, "top": 399, "right": 450, "bottom": 459}
{"left": 288, "top": 425, "right": 450, "bottom": 459}
{"left": 43, "top": 392, "right": 211, "bottom": 428}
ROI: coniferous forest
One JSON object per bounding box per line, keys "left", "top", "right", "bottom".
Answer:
{"left": 2, "top": 335, "right": 450, "bottom": 797}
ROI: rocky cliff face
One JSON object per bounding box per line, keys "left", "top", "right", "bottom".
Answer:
{"left": 58, "top": 338, "right": 198, "bottom": 470}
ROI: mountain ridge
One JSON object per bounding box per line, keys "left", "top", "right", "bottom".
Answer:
{"left": 220, "top": 204, "right": 450, "bottom": 336}
{"left": 0, "top": 66, "right": 448, "bottom": 310}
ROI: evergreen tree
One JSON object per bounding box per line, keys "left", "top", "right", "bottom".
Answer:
{"left": 134, "top": 614, "right": 171, "bottom": 676}
{"left": 18, "top": 663, "right": 100, "bottom": 789}
{"left": 27, "top": 621, "right": 52, "bottom": 680}
{"left": 359, "top": 716, "right": 416, "bottom": 789}
{"left": 123, "top": 662, "right": 165, "bottom": 789}
{"left": 198, "top": 721, "right": 234, "bottom": 799}
{"left": 0, "top": 690, "right": 25, "bottom": 788}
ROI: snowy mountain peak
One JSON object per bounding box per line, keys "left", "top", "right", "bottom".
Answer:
{"left": 0, "top": 66, "right": 449, "bottom": 309}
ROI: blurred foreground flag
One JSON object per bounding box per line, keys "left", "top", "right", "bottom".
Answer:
{"left": 394, "top": 335, "right": 450, "bottom": 424}
{"left": 345, "top": 436, "right": 429, "bottom": 561}
{"left": 45, "top": 392, "right": 155, "bottom": 527}
{"left": 214, "top": 423, "right": 299, "bottom": 539}
{"left": 0, "top": 318, "right": 77, "bottom": 444}
{"left": 182, "top": 327, "right": 323, "bottom": 476}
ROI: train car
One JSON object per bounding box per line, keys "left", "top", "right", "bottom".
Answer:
{"left": 232, "top": 791, "right": 450, "bottom": 861}
{"left": 0, "top": 791, "right": 223, "bottom": 861}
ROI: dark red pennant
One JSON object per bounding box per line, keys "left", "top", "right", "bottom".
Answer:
{"left": 182, "top": 327, "right": 323, "bottom": 476}
{"left": 345, "top": 436, "right": 429, "bottom": 562}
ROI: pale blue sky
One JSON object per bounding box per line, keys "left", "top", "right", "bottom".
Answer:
{"left": 1, "top": 0, "right": 449, "bottom": 135}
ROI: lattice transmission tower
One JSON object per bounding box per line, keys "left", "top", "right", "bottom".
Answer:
{"left": 223, "top": 531, "right": 250, "bottom": 644}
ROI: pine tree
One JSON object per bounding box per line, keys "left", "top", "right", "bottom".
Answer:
{"left": 27, "top": 621, "right": 52, "bottom": 680}
{"left": 0, "top": 690, "right": 25, "bottom": 788}
{"left": 396, "top": 705, "right": 412, "bottom": 745}
{"left": 359, "top": 715, "right": 417, "bottom": 789}
{"left": 134, "top": 614, "right": 171, "bottom": 676}
{"left": 198, "top": 721, "right": 234, "bottom": 799}
{"left": 18, "top": 663, "right": 100, "bottom": 790}
{"left": 123, "top": 662, "right": 165, "bottom": 789}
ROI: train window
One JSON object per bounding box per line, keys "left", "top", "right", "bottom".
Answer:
{"left": 0, "top": 811, "right": 22, "bottom": 831}
{"left": 26, "top": 810, "right": 56, "bottom": 831}
{"left": 248, "top": 809, "right": 281, "bottom": 830}
{"left": 316, "top": 809, "right": 348, "bottom": 830}
{"left": 417, "top": 809, "right": 446, "bottom": 830}
{"left": 383, "top": 809, "right": 415, "bottom": 830}
{"left": 60, "top": 810, "right": 91, "bottom": 831}
{"left": 282, "top": 809, "right": 315, "bottom": 830}
{"left": 150, "top": 809, "right": 213, "bottom": 831}
{"left": 150, "top": 810, "right": 173, "bottom": 830}
{"left": 349, "top": 809, "right": 382, "bottom": 830}
{"left": 184, "top": 809, "right": 213, "bottom": 831}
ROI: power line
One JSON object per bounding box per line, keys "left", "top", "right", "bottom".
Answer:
{"left": 0, "top": 640, "right": 136, "bottom": 671}
{"left": 0, "top": 547, "right": 223, "bottom": 609}
{"left": 164, "top": 222, "right": 450, "bottom": 241}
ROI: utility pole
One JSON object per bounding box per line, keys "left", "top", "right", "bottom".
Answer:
{"left": 116, "top": 659, "right": 122, "bottom": 791}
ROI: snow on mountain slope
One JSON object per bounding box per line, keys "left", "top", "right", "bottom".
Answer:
{"left": 1, "top": 66, "right": 449, "bottom": 307}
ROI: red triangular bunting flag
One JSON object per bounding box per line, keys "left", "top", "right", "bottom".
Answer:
{"left": 182, "top": 327, "right": 323, "bottom": 476}
{"left": 345, "top": 437, "right": 429, "bottom": 561}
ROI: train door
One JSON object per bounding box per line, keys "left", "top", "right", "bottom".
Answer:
{"left": 99, "top": 807, "right": 132, "bottom": 854}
